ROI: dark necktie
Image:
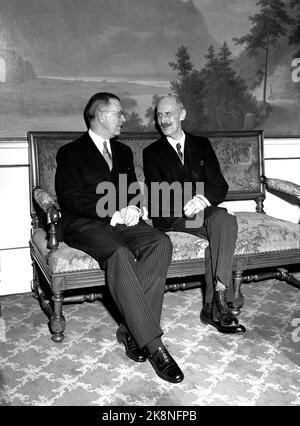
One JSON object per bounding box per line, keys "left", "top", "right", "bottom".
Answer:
{"left": 103, "top": 140, "right": 113, "bottom": 171}
{"left": 176, "top": 142, "right": 183, "bottom": 163}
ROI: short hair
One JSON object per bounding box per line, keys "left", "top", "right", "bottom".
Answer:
{"left": 83, "top": 92, "right": 120, "bottom": 128}
{"left": 157, "top": 95, "right": 185, "bottom": 111}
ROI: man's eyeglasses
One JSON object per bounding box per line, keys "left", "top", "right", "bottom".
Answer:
{"left": 100, "top": 110, "right": 126, "bottom": 119}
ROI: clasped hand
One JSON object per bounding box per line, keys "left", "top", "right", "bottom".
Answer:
{"left": 120, "top": 206, "right": 140, "bottom": 226}
{"left": 184, "top": 196, "right": 206, "bottom": 217}
{"left": 110, "top": 205, "right": 141, "bottom": 227}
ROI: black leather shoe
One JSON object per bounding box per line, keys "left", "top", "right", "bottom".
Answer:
{"left": 200, "top": 300, "right": 246, "bottom": 334}
{"left": 200, "top": 302, "right": 214, "bottom": 324}
{"left": 148, "top": 346, "right": 184, "bottom": 383}
{"left": 116, "top": 329, "right": 146, "bottom": 362}
{"left": 214, "top": 290, "right": 246, "bottom": 333}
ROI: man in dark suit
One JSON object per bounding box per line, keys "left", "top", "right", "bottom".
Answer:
{"left": 143, "top": 95, "right": 246, "bottom": 334}
{"left": 55, "top": 92, "right": 184, "bottom": 383}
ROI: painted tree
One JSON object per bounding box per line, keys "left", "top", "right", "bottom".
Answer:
{"left": 289, "top": 0, "right": 300, "bottom": 56}
{"left": 234, "top": 0, "right": 294, "bottom": 103}
{"left": 122, "top": 111, "right": 145, "bottom": 132}
{"left": 200, "top": 43, "right": 258, "bottom": 130}
{"left": 144, "top": 94, "right": 161, "bottom": 131}
{"left": 169, "top": 45, "right": 194, "bottom": 79}
{"left": 169, "top": 46, "right": 206, "bottom": 131}
{"left": 199, "top": 45, "right": 222, "bottom": 129}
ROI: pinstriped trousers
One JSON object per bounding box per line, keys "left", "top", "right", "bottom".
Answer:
{"left": 64, "top": 218, "right": 172, "bottom": 349}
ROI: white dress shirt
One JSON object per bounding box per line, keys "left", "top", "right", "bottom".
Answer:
{"left": 88, "top": 129, "right": 112, "bottom": 156}
{"left": 166, "top": 132, "right": 211, "bottom": 207}
{"left": 167, "top": 132, "right": 185, "bottom": 163}
{"left": 88, "top": 129, "right": 148, "bottom": 225}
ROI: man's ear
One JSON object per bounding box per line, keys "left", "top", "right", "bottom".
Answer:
{"left": 96, "top": 110, "right": 104, "bottom": 124}
{"left": 180, "top": 108, "right": 186, "bottom": 122}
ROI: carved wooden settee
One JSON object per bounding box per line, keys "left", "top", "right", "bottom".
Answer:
{"left": 28, "top": 130, "right": 300, "bottom": 342}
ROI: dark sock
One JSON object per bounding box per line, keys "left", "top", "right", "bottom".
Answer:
{"left": 145, "top": 336, "right": 164, "bottom": 355}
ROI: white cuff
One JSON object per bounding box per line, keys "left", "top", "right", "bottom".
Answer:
{"left": 129, "top": 205, "right": 141, "bottom": 215}
{"left": 194, "top": 194, "right": 211, "bottom": 207}
{"left": 141, "top": 206, "right": 149, "bottom": 220}
{"left": 128, "top": 205, "right": 149, "bottom": 220}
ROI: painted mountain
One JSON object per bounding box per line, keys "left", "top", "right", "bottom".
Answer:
{"left": 0, "top": 0, "right": 218, "bottom": 79}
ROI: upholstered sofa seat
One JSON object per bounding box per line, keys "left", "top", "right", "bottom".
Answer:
{"left": 31, "top": 212, "right": 300, "bottom": 274}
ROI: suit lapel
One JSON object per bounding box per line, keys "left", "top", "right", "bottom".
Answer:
{"left": 160, "top": 136, "right": 184, "bottom": 170}
{"left": 110, "top": 138, "right": 120, "bottom": 175}
{"left": 84, "top": 132, "right": 113, "bottom": 176}
{"left": 184, "top": 133, "right": 199, "bottom": 171}
{"left": 84, "top": 132, "right": 105, "bottom": 160}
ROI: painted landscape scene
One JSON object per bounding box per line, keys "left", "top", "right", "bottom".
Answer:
{"left": 0, "top": 0, "right": 300, "bottom": 138}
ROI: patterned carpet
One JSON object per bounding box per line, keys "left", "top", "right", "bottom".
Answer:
{"left": 0, "top": 276, "right": 300, "bottom": 407}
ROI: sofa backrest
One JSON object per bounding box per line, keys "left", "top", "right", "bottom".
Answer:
{"left": 28, "top": 130, "right": 265, "bottom": 218}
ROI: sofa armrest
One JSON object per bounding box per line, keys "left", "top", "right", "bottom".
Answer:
{"left": 265, "top": 178, "right": 300, "bottom": 200}
{"left": 33, "top": 187, "right": 60, "bottom": 250}
{"left": 33, "top": 187, "right": 58, "bottom": 212}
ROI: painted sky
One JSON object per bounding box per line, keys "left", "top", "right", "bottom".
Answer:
{"left": 0, "top": 0, "right": 259, "bottom": 77}
{"left": 187, "top": 0, "right": 258, "bottom": 55}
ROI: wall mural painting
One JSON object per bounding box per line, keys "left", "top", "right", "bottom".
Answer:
{"left": 0, "top": 0, "right": 299, "bottom": 138}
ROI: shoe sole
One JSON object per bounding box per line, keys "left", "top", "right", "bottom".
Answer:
{"left": 148, "top": 359, "right": 184, "bottom": 384}
{"left": 200, "top": 317, "right": 246, "bottom": 334}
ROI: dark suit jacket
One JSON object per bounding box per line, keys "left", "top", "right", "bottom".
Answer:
{"left": 55, "top": 132, "right": 140, "bottom": 239}
{"left": 143, "top": 132, "right": 228, "bottom": 230}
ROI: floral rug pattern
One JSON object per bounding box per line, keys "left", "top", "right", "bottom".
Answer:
{"left": 0, "top": 277, "right": 300, "bottom": 406}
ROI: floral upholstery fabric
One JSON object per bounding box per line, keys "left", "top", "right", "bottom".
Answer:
{"left": 235, "top": 212, "right": 300, "bottom": 254}
{"left": 210, "top": 136, "right": 261, "bottom": 193}
{"left": 32, "top": 228, "right": 100, "bottom": 273}
{"left": 167, "top": 232, "right": 208, "bottom": 262}
{"left": 32, "top": 212, "right": 300, "bottom": 275}
{"left": 34, "top": 188, "right": 59, "bottom": 212}
{"left": 36, "top": 136, "right": 78, "bottom": 200}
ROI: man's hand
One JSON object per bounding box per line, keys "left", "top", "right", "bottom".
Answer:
{"left": 184, "top": 197, "right": 206, "bottom": 218}
{"left": 120, "top": 206, "right": 140, "bottom": 226}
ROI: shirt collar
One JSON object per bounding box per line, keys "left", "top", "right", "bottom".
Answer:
{"left": 166, "top": 131, "right": 186, "bottom": 151}
{"left": 88, "top": 129, "right": 112, "bottom": 154}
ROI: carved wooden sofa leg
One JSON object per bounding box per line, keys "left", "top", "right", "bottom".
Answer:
{"left": 232, "top": 270, "right": 244, "bottom": 316}
{"left": 50, "top": 290, "right": 66, "bottom": 343}
{"left": 31, "top": 259, "right": 65, "bottom": 341}
{"left": 31, "top": 260, "right": 40, "bottom": 301}
{"left": 31, "top": 260, "right": 54, "bottom": 319}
